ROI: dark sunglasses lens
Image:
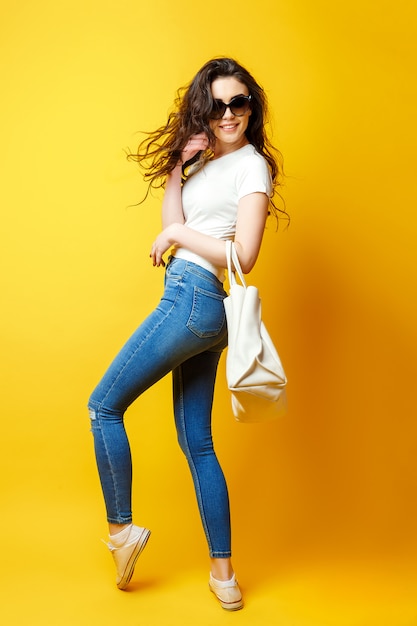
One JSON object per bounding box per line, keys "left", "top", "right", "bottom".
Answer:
{"left": 230, "top": 97, "right": 250, "bottom": 115}
{"left": 210, "top": 102, "right": 226, "bottom": 119}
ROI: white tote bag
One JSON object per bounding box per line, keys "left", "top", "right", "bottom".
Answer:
{"left": 223, "top": 240, "right": 287, "bottom": 422}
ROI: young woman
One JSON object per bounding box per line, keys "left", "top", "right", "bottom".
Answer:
{"left": 88, "top": 57, "right": 285, "bottom": 611}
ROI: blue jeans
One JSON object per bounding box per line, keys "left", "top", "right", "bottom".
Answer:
{"left": 88, "top": 257, "right": 231, "bottom": 558}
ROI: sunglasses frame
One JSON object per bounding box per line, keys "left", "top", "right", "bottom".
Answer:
{"left": 209, "top": 94, "right": 252, "bottom": 120}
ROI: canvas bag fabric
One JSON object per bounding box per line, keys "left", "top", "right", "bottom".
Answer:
{"left": 223, "top": 240, "right": 287, "bottom": 422}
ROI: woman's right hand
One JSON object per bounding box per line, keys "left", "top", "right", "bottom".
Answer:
{"left": 162, "top": 133, "right": 209, "bottom": 231}
{"left": 181, "top": 133, "right": 209, "bottom": 164}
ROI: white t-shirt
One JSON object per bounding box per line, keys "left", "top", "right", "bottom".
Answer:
{"left": 173, "top": 143, "right": 272, "bottom": 280}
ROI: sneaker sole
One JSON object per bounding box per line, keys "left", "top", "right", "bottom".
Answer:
{"left": 117, "top": 528, "right": 151, "bottom": 590}
{"left": 209, "top": 584, "right": 244, "bottom": 611}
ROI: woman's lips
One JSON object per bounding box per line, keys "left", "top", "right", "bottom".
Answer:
{"left": 219, "top": 124, "right": 238, "bottom": 132}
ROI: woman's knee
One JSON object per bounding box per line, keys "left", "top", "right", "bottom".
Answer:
{"left": 87, "top": 400, "right": 124, "bottom": 424}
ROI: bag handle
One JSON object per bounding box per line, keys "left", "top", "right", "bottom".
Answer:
{"left": 225, "top": 240, "right": 247, "bottom": 288}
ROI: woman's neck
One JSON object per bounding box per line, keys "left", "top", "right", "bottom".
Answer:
{"left": 212, "top": 138, "right": 249, "bottom": 160}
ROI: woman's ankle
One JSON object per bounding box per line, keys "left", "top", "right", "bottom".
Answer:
{"left": 109, "top": 522, "right": 131, "bottom": 536}
{"left": 210, "top": 557, "right": 234, "bottom": 581}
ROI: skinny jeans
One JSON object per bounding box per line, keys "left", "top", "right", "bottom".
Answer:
{"left": 88, "top": 257, "right": 231, "bottom": 558}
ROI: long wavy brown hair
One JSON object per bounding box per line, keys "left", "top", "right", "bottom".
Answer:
{"left": 128, "top": 57, "right": 288, "bottom": 223}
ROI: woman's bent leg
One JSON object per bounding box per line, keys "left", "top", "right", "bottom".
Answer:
{"left": 87, "top": 304, "right": 196, "bottom": 524}
{"left": 173, "top": 350, "right": 231, "bottom": 558}
{"left": 87, "top": 304, "right": 197, "bottom": 524}
{"left": 88, "top": 258, "right": 228, "bottom": 525}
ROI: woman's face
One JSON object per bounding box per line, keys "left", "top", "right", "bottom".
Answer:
{"left": 209, "top": 77, "right": 251, "bottom": 156}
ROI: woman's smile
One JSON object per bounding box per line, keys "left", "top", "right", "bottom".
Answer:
{"left": 218, "top": 122, "right": 239, "bottom": 132}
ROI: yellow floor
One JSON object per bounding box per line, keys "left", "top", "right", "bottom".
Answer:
{"left": 2, "top": 500, "right": 416, "bottom": 626}
{"left": 2, "top": 434, "right": 416, "bottom": 626}
{"left": 3, "top": 555, "right": 416, "bottom": 626}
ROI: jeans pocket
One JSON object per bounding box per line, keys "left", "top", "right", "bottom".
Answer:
{"left": 165, "top": 259, "right": 183, "bottom": 283}
{"left": 186, "top": 287, "right": 226, "bottom": 338}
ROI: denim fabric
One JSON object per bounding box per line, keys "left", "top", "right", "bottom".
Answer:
{"left": 88, "top": 257, "right": 231, "bottom": 558}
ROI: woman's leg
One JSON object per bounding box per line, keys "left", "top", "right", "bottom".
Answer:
{"left": 88, "top": 304, "right": 201, "bottom": 525}
{"left": 88, "top": 257, "right": 228, "bottom": 527}
{"left": 173, "top": 349, "right": 234, "bottom": 579}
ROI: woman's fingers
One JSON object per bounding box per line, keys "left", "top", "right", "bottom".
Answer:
{"left": 181, "top": 133, "right": 209, "bottom": 161}
{"left": 149, "top": 242, "right": 166, "bottom": 267}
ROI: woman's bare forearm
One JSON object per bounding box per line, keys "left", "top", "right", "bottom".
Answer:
{"left": 161, "top": 165, "right": 185, "bottom": 229}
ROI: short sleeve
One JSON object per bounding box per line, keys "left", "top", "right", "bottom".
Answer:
{"left": 236, "top": 152, "right": 273, "bottom": 200}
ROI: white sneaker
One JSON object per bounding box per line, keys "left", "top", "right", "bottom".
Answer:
{"left": 106, "top": 525, "right": 151, "bottom": 590}
{"left": 209, "top": 573, "right": 243, "bottom": 611}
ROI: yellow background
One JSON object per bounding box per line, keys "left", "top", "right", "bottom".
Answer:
{"left": 1, "top": 1, "right": 416, "bottom": 624}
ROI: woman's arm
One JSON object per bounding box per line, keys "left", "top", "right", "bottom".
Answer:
{"left": 233, "top": 192, "right": 270, "bottom": 272}
{"left": 161, "top": 133, "right": 209, "bottom": 230}
{"left": 151, "top": 191, "right": 269, "bottom": 274}
{"left": 161, "top": 165, "right": 185, "bottom": 229}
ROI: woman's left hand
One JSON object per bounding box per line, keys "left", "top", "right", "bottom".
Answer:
{"left": 150, "top": 224, "right": 180, "bottom": 267}
{"left": 181, "top": 133, "right": 209, "bottom": 164}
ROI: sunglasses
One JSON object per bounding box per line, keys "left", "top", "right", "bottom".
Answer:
{"left": 209, "top": 94, "right": 252, "bottom": 120}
